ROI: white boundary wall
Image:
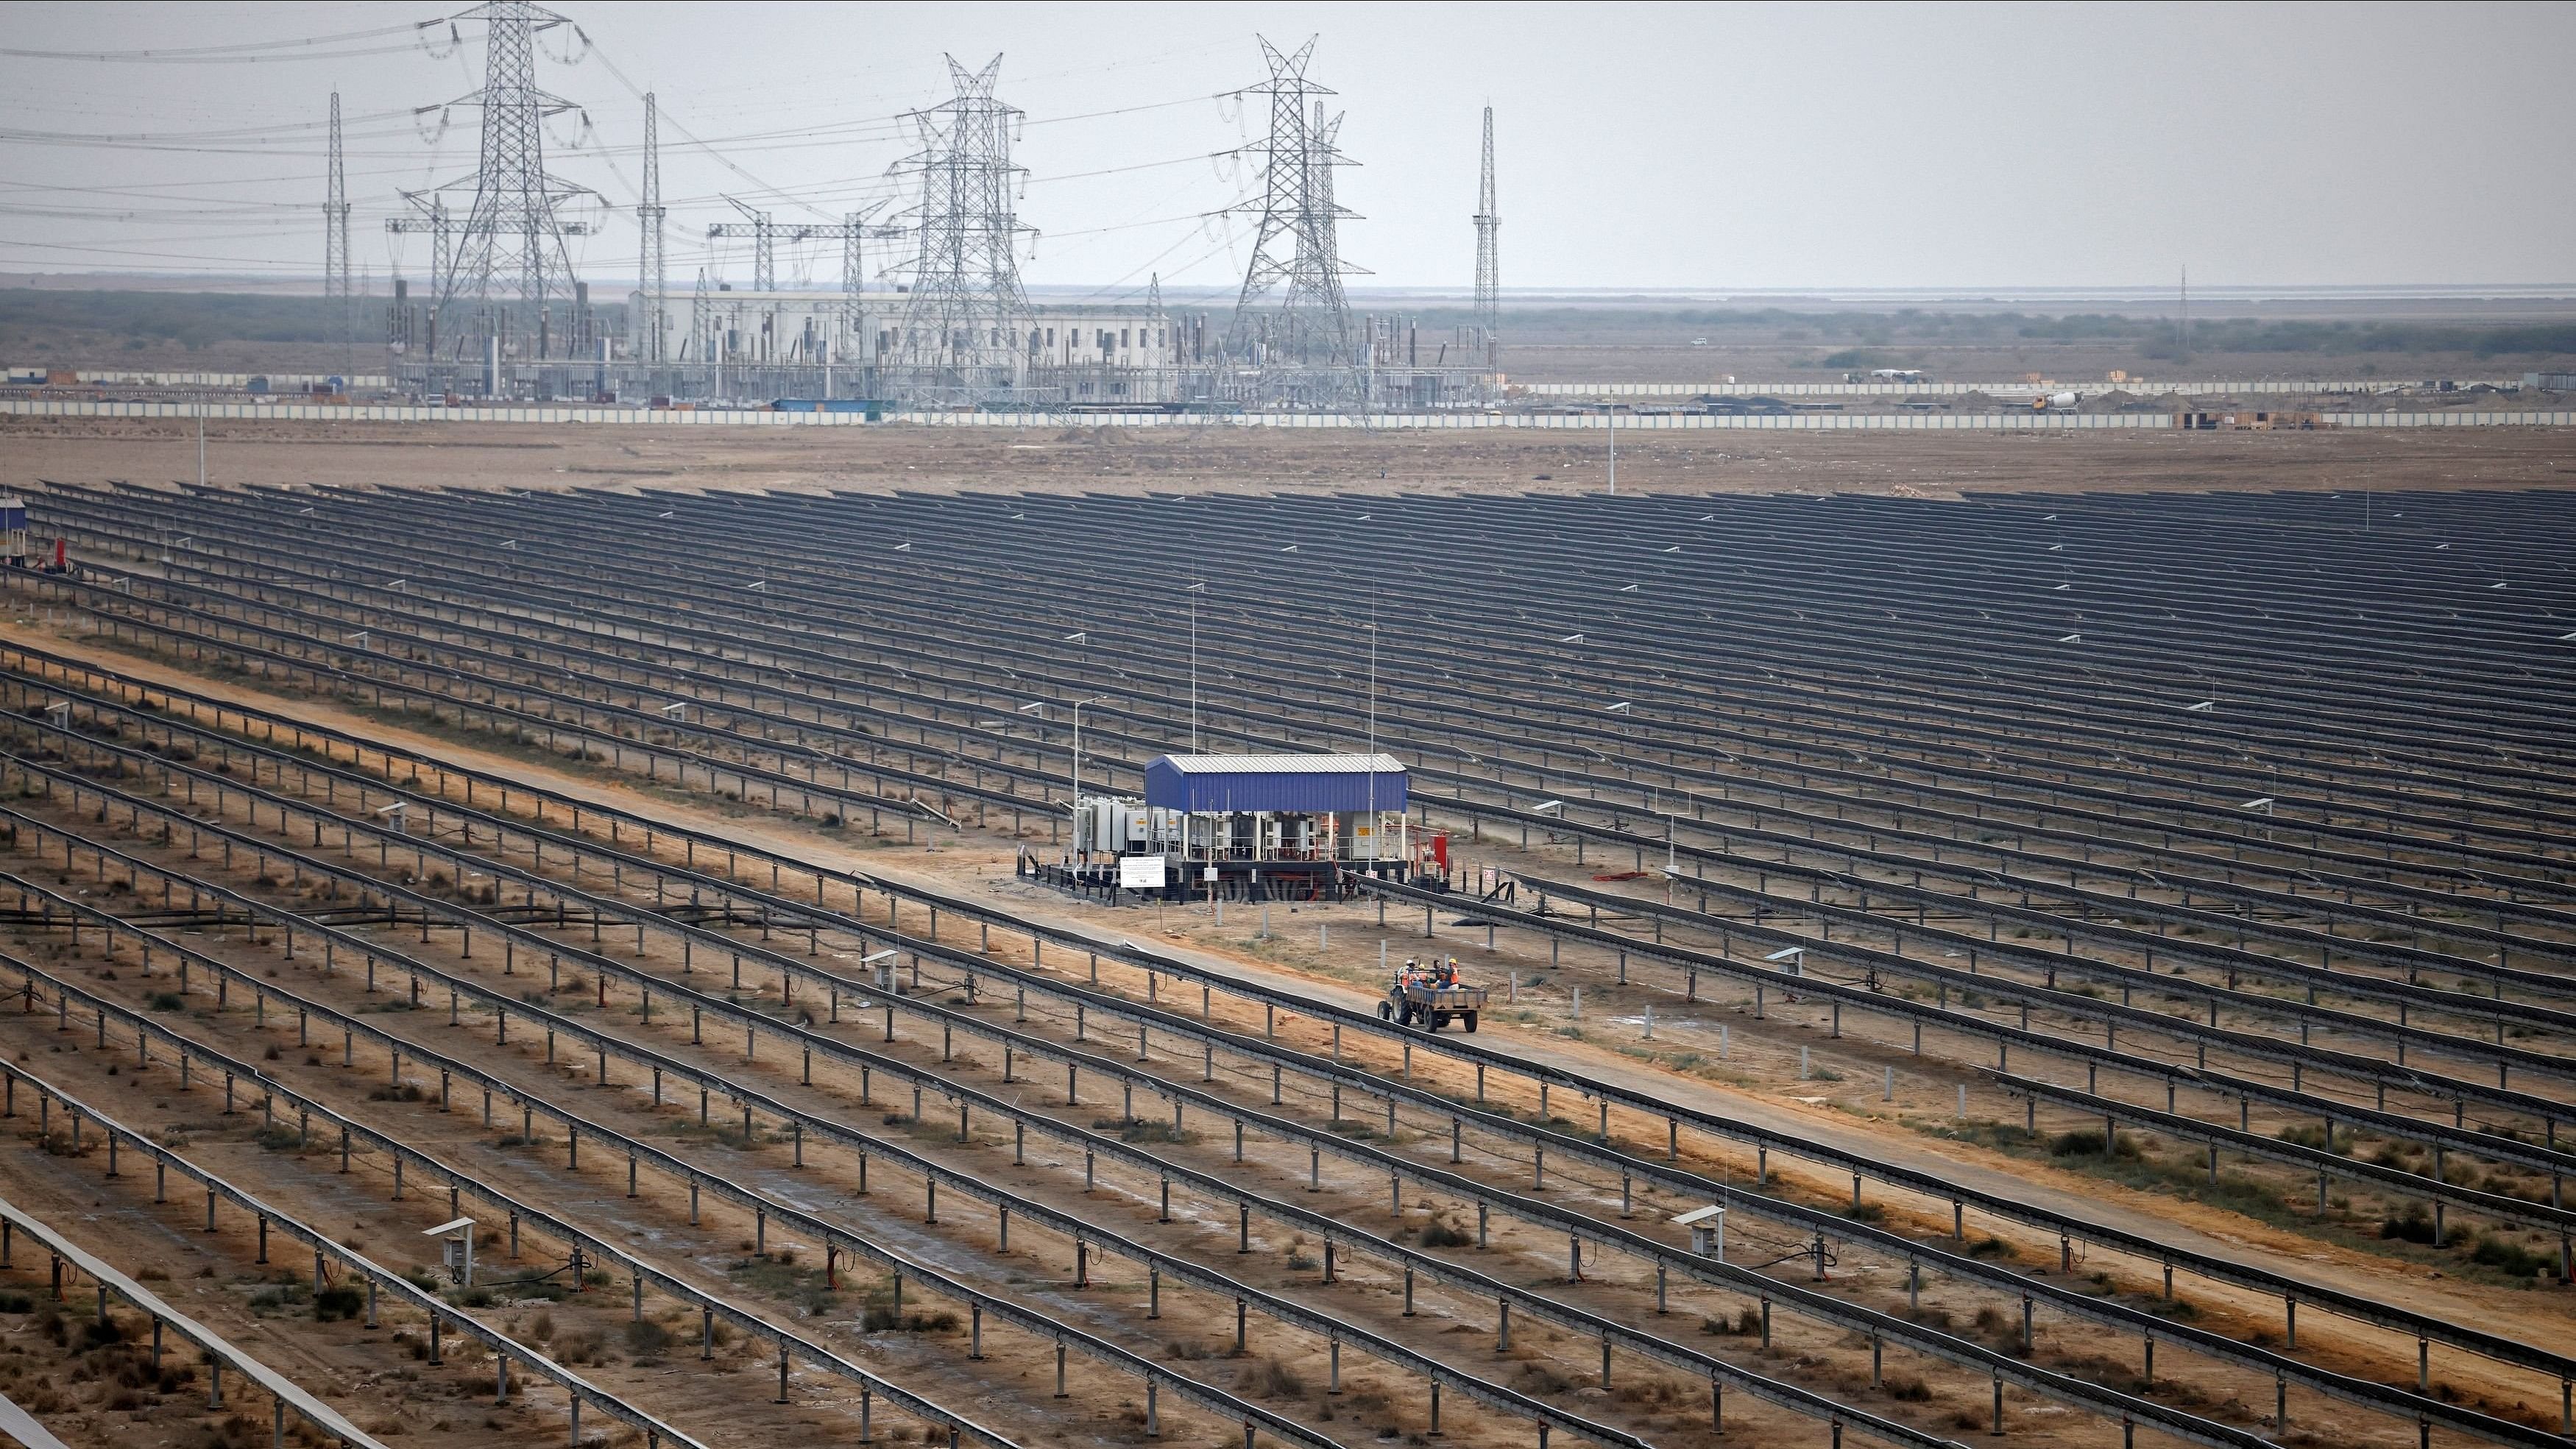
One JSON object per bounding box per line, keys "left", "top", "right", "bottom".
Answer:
{"left": 4, "top": 398, "right": 2571, "bottom": 431}
{"left": 15, "top": 366, "right": 2530, "bottom": 403}
{"left": 10, "top": 369, "right": 392, "bottom": 389}
{"left": 1521, "top": 379, "right": 2507, "bottom": 398}
{"left": 11, "top": 368, "right": 2498, "bottom": 400}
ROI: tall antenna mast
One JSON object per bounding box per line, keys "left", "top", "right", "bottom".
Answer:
{"left": 639, "top": 92, "right": 665, "bottom": 362}
{"left": 325, "top": 91, "right": 353, "bottom": 373}
{"left": 2179, "top": 264, "right": 2190, "bottom": 358}
{"left": 842, "top": 210, "right": 863, "bottom": 369}
{"left": 687, "top": 265, "right": 710, "bottom": 362}
{"left": 1473, "top": 104, "right": 1498, "bottom": 371}
{"left": 890, "top": 54, "right": 1035, "bottom": 404}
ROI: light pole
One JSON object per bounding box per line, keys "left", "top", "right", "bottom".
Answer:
{"left": 1062, "top": 628, "right": 1093, "bottom": 837}
{"left": 1363, "top": 587, "right": 1379, "bottom": 872}
{"left": 1070, "top": 694, "right": 1105, "bottom": 851}
{"left": 1186, "top": 583, "right": 1204, "bottom": 753}
{"left": 1660, "top": 790, "right": 1681, "bottom": 879}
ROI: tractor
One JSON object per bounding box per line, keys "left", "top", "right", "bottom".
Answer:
{"left": 1379, "top": 957, "right": 1487, "bottom": 1032}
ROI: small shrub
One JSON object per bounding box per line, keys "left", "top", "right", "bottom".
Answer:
{"left": 2046, "top": 1129, "right": 2137, "bottom": 1160}
{"left": 2470, "top": 1234, "right": 2550, "bottom": 1278}
{"left": 623, "top": 1320, "right": 671, "bottom": 1358}
{"left": 247, "top": 1285, "right": 308, "bottom": 1316}
{"left": 1092, "top": 1116, "right": 1199, "bottom": 1147}
{"left": 1248, "top": 1357, "right": 1306, "bottom": 1399}
{"left": 552, "top": 1328, "right": 606, "bottom": 1365}
{"left": 862, "top": 1306, "right": 958, "bottom": 1333}
{"left": 2381, "top": 1206, "right": 2436, "bottom": 1244}
{"left": 2274, "top": 1124, "right": 2349, "bottom": 1156}
{"left": 314, "top": 1286, "right": 364, "bottom": 1321}
{"left": 1701, "top": 1307, "right": 1761, "bottom": 1336}
{"left": 1514, "top": 1362, "right": 1573, "bottom": 1395}
{"left": 79, "top": 1315, "right": 129, "bottom": 1349}
{"left": 251, "top": 1125, "right": 304, "bottom": 1152}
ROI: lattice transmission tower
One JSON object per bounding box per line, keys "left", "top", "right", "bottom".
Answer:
{"left": 324, "top": 91, "right": 353, "bottom": 372}
{"left": 1228, "top": 38, "right": 1358, "bottom": 370}
{"left": 433, "top": 0, "right": 595, "bottom": 363}
{"left": 1473, "top": 104, "right": 1499, "bottom": 371}
{"left": 836, "top": 203, "right": 901, "bottom": 369}
{"left": 637, "top": 91, "right": 665, "bottom": 362}
{"left": 888, "top": 55, "right": 1034, "bottom": 403}
{"left": 706, "top": 197, "right": 782, "bottom": 291}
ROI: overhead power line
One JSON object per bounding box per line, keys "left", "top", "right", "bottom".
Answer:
{"left": 0, "top": 21, "right": 436, "bottom": 63}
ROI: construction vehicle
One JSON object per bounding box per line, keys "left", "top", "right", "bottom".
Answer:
{"left": 1379, "top": 956, "right": 1487, "bottom": 1032}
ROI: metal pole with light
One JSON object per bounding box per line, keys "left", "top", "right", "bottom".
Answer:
{"left": 1365, "top": 586, "right": 1379, "bottom": 875}
{"left": 1062, "top": 628, "right": 1092, "bottom": 842}
{"left": 1662, "top": 791, "right": 1680, "bottom": 879}
{"left": 1069, "top": 693, "right": 1105, "bottom": 857}
{"left": 1186, "top": 582, "right": 1205, "bottom": 753}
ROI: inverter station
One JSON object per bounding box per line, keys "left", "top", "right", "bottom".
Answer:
{"left": 1021, "top": 752, "right": 1448, "bottom": 902}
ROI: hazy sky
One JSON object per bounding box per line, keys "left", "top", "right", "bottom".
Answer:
{"left": 5, "top": 1, "right": 2569, "bottom": 297}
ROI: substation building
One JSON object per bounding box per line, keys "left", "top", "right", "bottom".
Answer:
{"left": 612, "top": 288, "right": 1194, "bottom": 405}
{"left": 1022, "top": 753, "right": 1450, "bottom": 903}
{"left": 387, "top": 284, "right": 1491, "bottom": 409}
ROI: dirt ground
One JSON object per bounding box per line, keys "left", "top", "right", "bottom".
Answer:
{"left": 6, "top": 414, "right": 2576, "bottom": 503}
{"left": 1515, "top": 342, "right": 2567, "bottom": 386}
{"left": 7, "top": 415, "right": 2576, "bottom": 1448}
{"left": 15, "top": 623, "right": 2576, "bottom": 1449}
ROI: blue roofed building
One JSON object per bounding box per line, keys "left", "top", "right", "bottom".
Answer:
{"left": 1141, "top": 753, "right": 1408, "bottom": 815}
{"left": 1030, "top": 752, "right": 1443, "bottom": 904}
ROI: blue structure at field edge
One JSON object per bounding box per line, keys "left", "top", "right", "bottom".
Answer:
{"left": 1142, "top": 753, "right": 1409, "bottom": 815}
{"left": 1020, "top": 753, "right": 1446, "bottom": 904}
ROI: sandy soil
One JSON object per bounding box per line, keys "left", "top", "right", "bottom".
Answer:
{"left": 1511, "top": 343, "right": 2569, "bottom": 387}
{"left": 17, "top": 624, "right": 2575, "bottom": 1449}
{"left": 7, "top": 414, "right": 2576, "bottom": 505}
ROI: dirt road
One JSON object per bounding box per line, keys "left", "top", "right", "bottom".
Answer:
{"left": 6, "top": 414, "right": 2574, "bottom": 503}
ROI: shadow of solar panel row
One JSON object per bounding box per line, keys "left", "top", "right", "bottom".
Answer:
{"left": 14, "top": 478, "right": 2576, "bottom": 1445}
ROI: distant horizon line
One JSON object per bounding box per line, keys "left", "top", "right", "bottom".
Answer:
{"left": 5, "top": 272, "right": 2576, "bottom": 306}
